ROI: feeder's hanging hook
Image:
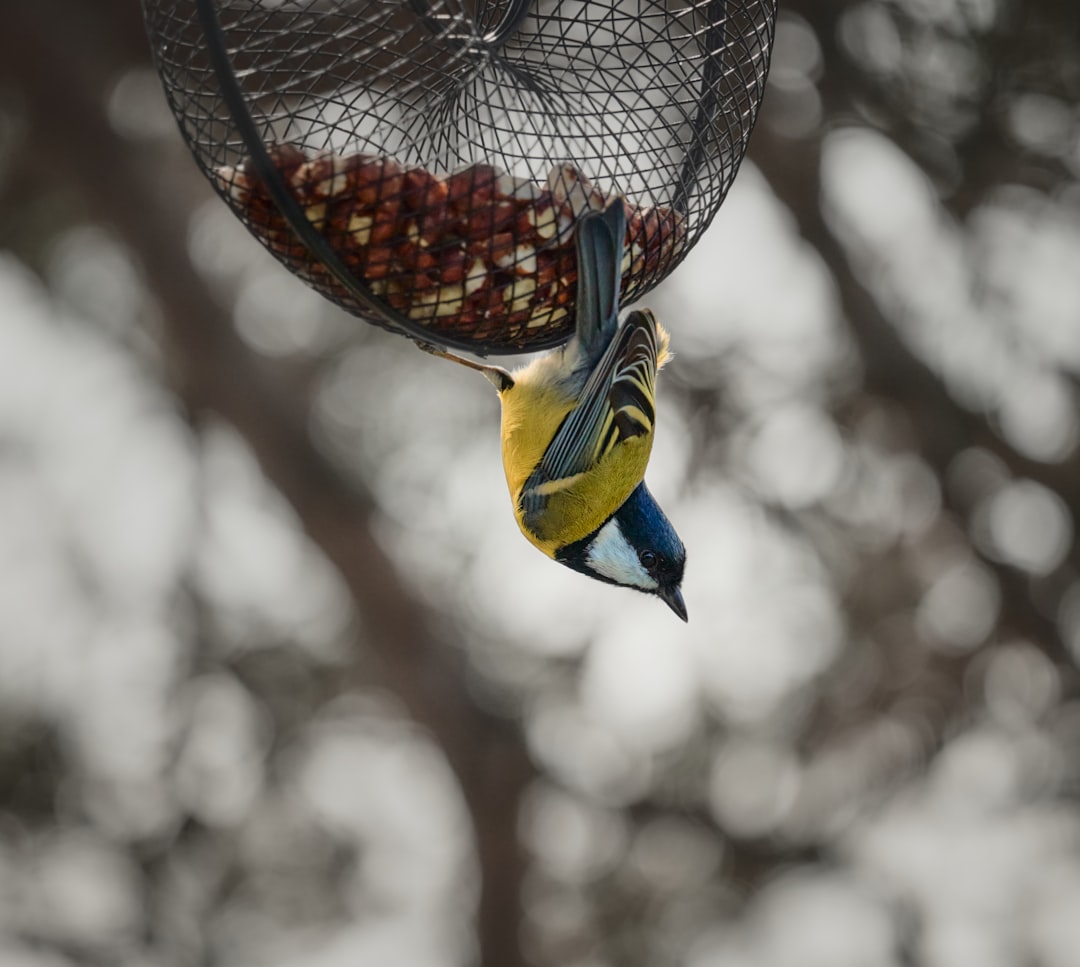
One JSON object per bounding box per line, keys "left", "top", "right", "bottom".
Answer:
{"left": 409, "top": 0, "right": 533, "bottom": 51}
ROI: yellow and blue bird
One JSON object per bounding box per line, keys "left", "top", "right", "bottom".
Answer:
{"left": 423, "top": 199, "right": 687, "bottom": 620}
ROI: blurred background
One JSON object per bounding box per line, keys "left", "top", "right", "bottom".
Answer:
{"left": 2, "top": 1, "right": 1080, "bottom": 965}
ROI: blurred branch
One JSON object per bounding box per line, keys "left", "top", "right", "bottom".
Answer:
{"left": 750, "top": 5, "right": 1080, "bottom": 672}
{"left": 787, "top": 0, "right": 1080, "bottom": 216}
{"left": 0, "top": 4, "right": 533, "bottom": 964}
{"left": 750, "top": 119, "right": 1072, "bottom": 653}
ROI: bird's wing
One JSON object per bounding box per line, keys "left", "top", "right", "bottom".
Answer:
{"left": 519, "top": 308, "right": 664, "bottom": 518}
{"left": 574, "top": 199, "right": 626, "bottom": 362}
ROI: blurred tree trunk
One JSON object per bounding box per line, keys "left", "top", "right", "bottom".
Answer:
{"left": 0, "top": 3, "right": 534, "bottom": 965}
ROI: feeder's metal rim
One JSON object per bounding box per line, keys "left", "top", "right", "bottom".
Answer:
{"left": 194, "top": 0, "right": 569, "bottom": 357}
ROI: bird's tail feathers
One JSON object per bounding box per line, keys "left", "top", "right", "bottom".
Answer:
{"left": 574, "top": 199, "right": 627, "bottom": 358}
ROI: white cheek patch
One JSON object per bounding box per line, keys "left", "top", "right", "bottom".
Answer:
{"left": 586, "top": 519, "right": 658, "bottom": 590}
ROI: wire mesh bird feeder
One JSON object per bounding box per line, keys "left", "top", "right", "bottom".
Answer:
{"left": 144, "top": 0, "right": 776, "bottom": 355}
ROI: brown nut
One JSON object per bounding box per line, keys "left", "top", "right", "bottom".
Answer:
{"left": 288, "top": 160, "right": 315, "bottom": 194}
{"left": 434, "top": 284, "right": 466, "bottom": 318}
{"left": 496, "top": 172, "right": 541, "bottom": 202}
{"left": 535, "top": 251, "right": 557, "bottom": 288}
{"left": 265, "top": 143, "right": 307, "bottom": 177}
{"left": 214, "top": 165, "right": 252, "bottom": 205}
{"left": 369, "top": 207, "right": 399, "bottom": 246}
{"left": 436, "top": 247, "right": 469, "bottom": 285}
{"left": 463, "top": 257, "right": 489, "bottom": 296}
{"left": 404, "top": 266, "right": 439, "bottom": 291}
{"left": 354, "top": 157, "right": 405, "bottom": 207}
{"left": 384, "top": 280, "right": 410, "bottom": 311}
{"left": 299, "top": 155, "right": 350, "bottom": 200}
{"left": 502, "top": 276, "right": 537, "bottom": 313}
{"left": 521, "top": 201, "right": 559, "bottom": 241}
{"left": 412, "top": 248, "right": 439, "bottom": 273}
{"left": 241, "top": 144, "right": 308, "bottom": 198}
{"left": 507, "top": 307, "right": 535, "bottom": 328}
{"left": 362, "top": 244, "right": 396, "bottom": 281}
{"left": 465, "top": 200, "right": 519, "bottom": 240}
{"left": 401, "top": 167, "right": 450, "bottom": 214}
{"left": 390, "top": 220, "right": 424, "bottom": 264}
{"left": 304, "top": 202, "right": 327, "bottom": 231}
{"left": 436, "top": 305, "right": 478, "bottom": 332}
{"left": 512, "top": 243, "right": 537, "bottom": 275}
{"left": 488, "top": 231, "right": 515, "bottom": 264}
{"left": 555, "top": 247, "right": 577, "bottom": 278}
{"left": 528, "top": 307, "right": 561, "bottom": 329}
{"left": 417, "top": 203, "right": 463, "bottom": 246}
{"left": 446, "top": 164, "right": 501, "bottom": 211}
{"left": 348, "top": 213, "right": 375, "bottom": 247}
{"left": 479, "top": 281, "right": 509, "bottom": 314}
{"left": 547, "top": 162, "right": 604, "bottom": 216}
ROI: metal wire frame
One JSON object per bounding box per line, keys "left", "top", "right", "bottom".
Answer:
{"left": 144, "top": 0, "right": 776, "bottom": 356}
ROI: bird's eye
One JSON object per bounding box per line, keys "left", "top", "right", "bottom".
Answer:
{"left": 639, "top": 550, "right": 658, "bottom": 570}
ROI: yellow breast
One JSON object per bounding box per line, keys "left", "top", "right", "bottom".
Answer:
{"left": 498, "top": 356, "right": 654, "bottom": 556}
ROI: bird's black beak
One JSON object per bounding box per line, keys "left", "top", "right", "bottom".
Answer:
{"left": 658, "top": 585, "right": 688, "bottom": 622}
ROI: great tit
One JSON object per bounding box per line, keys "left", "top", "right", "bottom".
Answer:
{"left": 422, "top": 199, "right": 687, "bottom": 620}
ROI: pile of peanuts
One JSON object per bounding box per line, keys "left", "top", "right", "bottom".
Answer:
{"left": 215, "top": 145, "right": 685, "bottom": 348}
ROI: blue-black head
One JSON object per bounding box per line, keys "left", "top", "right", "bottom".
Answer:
{"left": 556, "top": 482, "right": 688, "bottom": 621}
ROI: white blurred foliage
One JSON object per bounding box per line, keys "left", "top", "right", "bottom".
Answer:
{"left": 682, "top": 487, "right": 844, "bottom": 723}
{"left": 766, "top": 14, "right": 824, "bottom": 140}
{"left": 186, "top": 193, "right": 348, "bottom": 358}
{"left": 527, "top": 690, "right": 654, "bottom": 805}
{"left": 0, "top": 255, "right": 193, "bottom": 838}
{"left": 743, "top": 401, "right": 846, "bottom": 508}
{"left": 822, "top": 130, "right": 1080, "bottom": 461}
{"left": 688, "top": 870, "right": 899, "bottom": 967}
{"left": 625, "top": 817, "right": 723, "bottom": 894}
{"left": 828, "top": 446, "right": 942, "bottom": 547}
{"left": 581, "top": 621, "right": 699, "bottom": 753}
{"left": 106, "top": 66, "right": 181, "bottom": 142}
{"left": 708, "top": 737, "right": 801, "bottom": 838}
{"left": 976, "top": 189, "right": 1080, "bottom": 371}
{"left": 982, "top": 642, "right": 1061, "bottom": 728}
{"left": 915, "top": 557, "right": 1001, "bottom": 653}
{"left": 195, "top": 423, "right": 354, "bottom": 656}
{"left": 1061, "top": 584, "right": 1080, "bottom": 666}
{"left": 0, "top": 252, "right": 469, "bottom": 963}
{"left": 293, "top": 707, "right": 473, "bottom": 911}
{"left": 263, "top": 920, "right": 469, "bottom": 967}
{"left": 850, "top": 727, "right": 1080, "bottom": 967}
{"left": 521, "top": 783, "right": 627, "bottom": 883}
{"left": 653, "top": 165, "right": 844, "bottom": 394}
{"left": 971, "top": 479, "right": 1072, "bottom": 575}
{"left": 0, "top": 948, "right": 74, "bottom": 967}
{"left": 174, "top": 673, "right": 270, "bottom": 827}
{"left": 274, "top": 702, "right": 476, "bottom": 967}
{"left": 747, "top": 871, "right": 898, "bottom": 967}
{"left": 839, "top": 3, "right": 903, "bottom": 76}
{"left": 24, "top": 831, "right": 143, "bottom": 948}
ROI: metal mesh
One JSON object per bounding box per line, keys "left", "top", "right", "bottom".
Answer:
{"left": 144, "top": 0, "right": 776, "bottom": 355}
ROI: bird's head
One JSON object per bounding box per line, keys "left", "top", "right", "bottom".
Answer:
{"left": 556, "top": 482, "right": 687, "bottom": 620}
